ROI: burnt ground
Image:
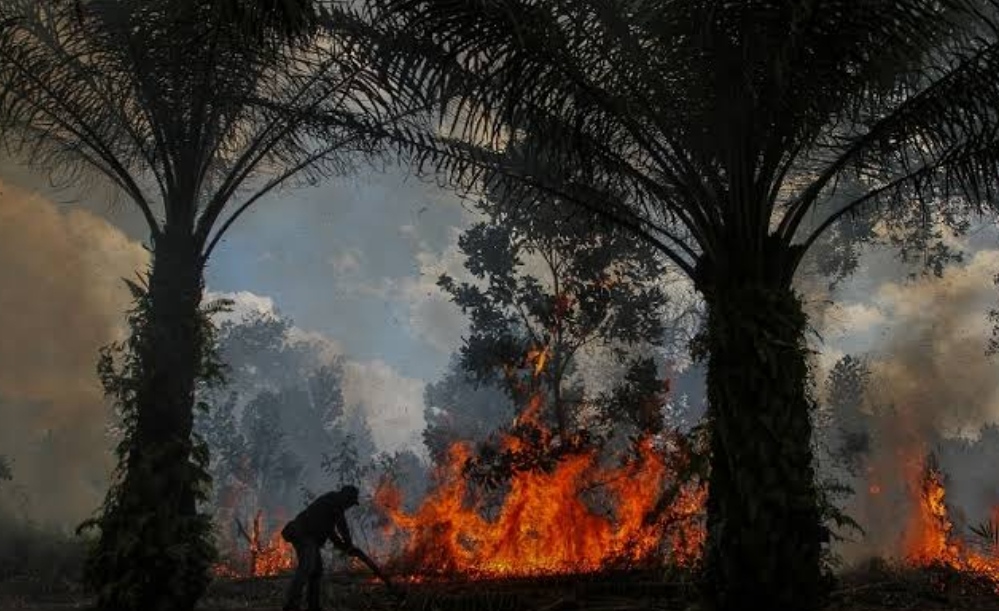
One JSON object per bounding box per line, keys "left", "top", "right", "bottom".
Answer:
{"left": 5, "top": 564, "right": 999, "bottom": 610}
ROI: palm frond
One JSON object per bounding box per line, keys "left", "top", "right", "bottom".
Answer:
{"left": 368, "top": 0, "right": 999, "bottom": 282}
{"left": 0, "top": 0, "right": 411, "bottom": 253}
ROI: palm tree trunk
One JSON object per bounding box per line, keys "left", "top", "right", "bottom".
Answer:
{"left": 96, "top": 226, "right": 213, "bottom": 611}
{"left": 135, "top": 225, "right": 202, "bottom": 510}
{"left": 699, "top": 276, "right": 822, "bottom": 611}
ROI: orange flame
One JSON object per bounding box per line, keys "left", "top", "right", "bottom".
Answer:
{"left": 214, "top": 509, "right": 295, "bottom": 578}
{"left": 378, "top": 335, "right": 705, "bottom": 579}
{"left": 903, "top": 458, "right": 959, "bottom": 565}
{"left": 375, "top": 432, "right": 704, "bottom": 578}
{"left": 902, "top": 455, "right": 999, "bottom": 587}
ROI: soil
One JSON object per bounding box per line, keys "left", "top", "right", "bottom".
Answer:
{"left": 4, "top": 564, "right": 999, "bottom": 610}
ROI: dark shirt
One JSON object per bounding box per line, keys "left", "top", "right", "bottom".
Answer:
{"left": 292, "top": 490, "right": 353, "bottom": 547}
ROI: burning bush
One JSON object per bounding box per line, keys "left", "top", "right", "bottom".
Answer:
{"left": 374, "top": 420, "right": 705, "bottom": 579}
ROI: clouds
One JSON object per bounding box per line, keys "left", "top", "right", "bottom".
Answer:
{"left": 0, "top": 180, "right": 148, "bottom": 523}
{"left": 328, "top": 247, "right": 364, "bottom": 276}
{"left": 205, "top": 289, "right": 279, "bottom": 325}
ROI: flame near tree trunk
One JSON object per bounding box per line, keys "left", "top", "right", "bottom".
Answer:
{"left": 375, "top": 438, "right": 704, "bottom": 578}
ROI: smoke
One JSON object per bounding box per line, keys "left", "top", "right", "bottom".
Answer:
{"left": 343, "top": 360, "right": 426, "bottom": 455}
{"left": 815, "top": 243, "right": 999, "bottom": 563}
{"left": 205, "top": 289, "right": 426, "bottom": 456}
{"left": 0, "top": 180, "right": 148, "bottom": 525}
{"left": 869, "top": 251, "right": 999, "bottom": 436}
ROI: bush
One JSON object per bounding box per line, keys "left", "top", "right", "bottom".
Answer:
{"left": 0, "top": 513, "right": 88, "bottom": 595}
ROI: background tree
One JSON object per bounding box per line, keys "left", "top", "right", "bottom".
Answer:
{"left": 422, "top": 353, "right": 515, "bottom": 465}
{"left": 370, "top": 1, "right": 999, "bottom": 608}
{"left": 823, "top": 355, "right": 874, "bottom": 477}
{"left": 438, "top": 188, "right": 677, "bottom": 447}
{"left": 0, "top": 1, "right": 405, "bottom": 606}
{"left": 194, "top": 309, "right": 380, "bottom": 554}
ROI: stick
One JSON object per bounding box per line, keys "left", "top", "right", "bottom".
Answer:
{"left": 349, "top": 547, "right": 404, "bottom": 598}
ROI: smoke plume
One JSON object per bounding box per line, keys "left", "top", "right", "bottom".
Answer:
{"left": 0, "top": 181, "right": 147, "bottom": 525}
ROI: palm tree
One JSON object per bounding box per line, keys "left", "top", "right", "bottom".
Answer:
{"left": 366, "top": 1, "right": 999, "bottom": 608}
{"left": 0, "top": 1, "right": 406, "bottom": 609}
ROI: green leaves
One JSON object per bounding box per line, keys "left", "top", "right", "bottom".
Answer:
{"left": 79, "top": 277, "right": 225, "bottom": 611}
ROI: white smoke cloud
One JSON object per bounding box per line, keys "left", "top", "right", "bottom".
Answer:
{"left": 342, "top": 359, "right": 426, "bottom": 455}
{"left": 204, "top": 289, "right": 279, "bottom": 325}
{"left": 204, "top": 289, "right": 424, "bottom": 455}
{"left": 337, "top": 219, "right": 474, "bottom": 356}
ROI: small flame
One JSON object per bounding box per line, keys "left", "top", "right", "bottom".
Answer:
{"left": 902, "top": 454, "right": 999, "bottom": 587}
{"left": 214, "top": 509, "right": 295, "bottom": 578}
{"left": 526, "top": 345, "right": 549, "bottom": 377}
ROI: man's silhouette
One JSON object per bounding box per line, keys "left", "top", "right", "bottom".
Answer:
{"left": 280, "top": 485, "right": 360, "bottom": 611}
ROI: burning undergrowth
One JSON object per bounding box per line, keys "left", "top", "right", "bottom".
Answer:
{"left": 900, "top": 454, "right": 999, "bottom": 587}
{"left": 213, "top": 510, "right": 295, "bottom": 579}
{"left": 372, "top": 392, "right": 706, "bottom": 580}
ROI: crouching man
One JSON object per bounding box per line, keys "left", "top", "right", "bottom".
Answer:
{"left": 280, "top": 485, "right": 360, "bottom": 611}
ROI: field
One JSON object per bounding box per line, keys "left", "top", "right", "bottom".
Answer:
{"left": 6, "top": 563, "right": 999, "bottom": 611}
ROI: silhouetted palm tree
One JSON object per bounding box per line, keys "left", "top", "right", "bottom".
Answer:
{"left": 0, "top": 1, "right": 403, "bottom": 609}
{"left": 367, "top": 1, "right": 999, "bottom": 608}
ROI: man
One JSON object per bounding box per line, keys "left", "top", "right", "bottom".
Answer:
{"left": 280, "top": 485, "right": 360, "bottom": 611}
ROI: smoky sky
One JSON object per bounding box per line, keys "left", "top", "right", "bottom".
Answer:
{"left": 0, "top": 164, "right": 470, "bottom": 525}
{"left": 5, "top": 147, "right": 999, "bottom": 544}
{"left": 0, "top": 180, "right": 148, "bottom": 525}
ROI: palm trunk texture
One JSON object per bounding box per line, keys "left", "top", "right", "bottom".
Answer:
{"left": 699, "top": 273, "right": 823, "bottom": 611}
{"left": 94, "top": 227, "right": 213, "bottom": 611}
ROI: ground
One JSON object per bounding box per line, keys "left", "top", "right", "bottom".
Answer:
{"left": 4, "top": 564, "right": 999, "bottom": 610}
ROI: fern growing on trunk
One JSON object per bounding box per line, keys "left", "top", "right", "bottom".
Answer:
{"left": 77, "top": 278, "right": 231, "bottom": 611}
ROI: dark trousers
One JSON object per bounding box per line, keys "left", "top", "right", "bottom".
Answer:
{"left": 282, "top": 523, "right": 323, "bottom": 610}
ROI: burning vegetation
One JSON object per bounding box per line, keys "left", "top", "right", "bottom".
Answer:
{"left": 214, "top": 510, "right": 295, "bottom": 578}
{"left": 373, "top": 344, "right": 706, "bottom": 579}
{"left": 900, "top": 453, "right": 999, "bottom": 589}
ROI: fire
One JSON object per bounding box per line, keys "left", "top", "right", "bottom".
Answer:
{"left": 902, "top": 454, "right": 999, "bottom": 586}
{"left": 213, "top": 509, "right": 296, "bottom": 578}
{"left": 375, "top": 429, "right": 704, "bottom": 578}
{"left": 903, "top": 457, "right": 959, "bottom": 565}
{"left": 377, "top": 334, "right": 705, "bottom": 579}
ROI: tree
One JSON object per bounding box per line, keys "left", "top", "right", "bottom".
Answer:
{"left": 369, "top": 1, "right": 999, "bottom": 608}
{"left": 438, "top": 186, "right": 674, "bottom": 445}
{"left": 240, "top": 390, "right": 304, "bottom": 510}
{"left": 197, "top": 309, "right": 359, "bottom": 510}
{"left": 824, "top": 355, "right": 873, "bottom": 476}
{"left": 422, "top": 353, "right": 515, "bottom": 465}
{"left": 0, "top": 1, "right": 403, "bottom": 607}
